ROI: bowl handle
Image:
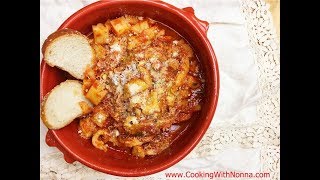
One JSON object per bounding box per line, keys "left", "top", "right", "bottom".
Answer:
{"left": 182, "top": 7, "right": 209, "bottom": 35}
{"left": 46, "top": 130, "right": 76, "bottom": 163}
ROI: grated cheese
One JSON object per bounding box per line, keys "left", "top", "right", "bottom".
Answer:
{"left": 128, "top": 84, "right": 141, "bottom": 95}
{"left": 110, "top": 43, "right": 121, "bottom": 52}
{"left": 127, "top": 116, "right": 139, "bottom": 124}
{"left": 116, "top": 85, "right": 123, "bottom": 94}
{"left": 112, "top": 129, "right": 120, "bottom": 137}
{"left": 96, "top": 113, "right": 105, "bottom": 123}
{"left": 131, "top": 95, "right": 141, "bottom": 104}
{"left": 172, "top": 51, "right": 179, "bottom": 57}
{"left": 145, "top": 62, "right": 151, "bottom": 70}
{"left": 135, "top": 53, "right": 144, "bottom": 58}
{"left": 119, "top": 73, "right": 127, "bottom": 85}
{"left": 119, "top": 62, "right": 140, "bottom": 85}
{"left": 111, "top": 74, "right": 120, "bottom": 85}
{"left": 149, "top": 57, "right": 158, "bottom": 62}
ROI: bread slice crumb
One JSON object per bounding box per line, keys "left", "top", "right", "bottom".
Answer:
{"left": 42, "top": 29, "right": 94, "bottom": 80}
{"left": 41, "top": 80, "right": 92, "bottom": 129}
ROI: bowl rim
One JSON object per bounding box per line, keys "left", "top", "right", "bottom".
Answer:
{"left": 40, "top": 0, "right": 220, "bottom": 177}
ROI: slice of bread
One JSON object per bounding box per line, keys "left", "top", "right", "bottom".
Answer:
{"left": 41, "top": 80, "right": 93, "bottom": 130}
{"left": 42, "top": 29, "right": 94, "bottom": 80}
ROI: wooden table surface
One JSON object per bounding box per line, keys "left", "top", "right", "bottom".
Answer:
{"left": 265, "top": 0, "right": 280, "bottom": 38}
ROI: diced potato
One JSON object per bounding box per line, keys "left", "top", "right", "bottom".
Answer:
{"left": 83, "top": 78, "right": 92, "bottom": 91}
{"left": 124, "top": 79, "right": 149, "bottom": 97}
{"left": 144, "top": 48, "right": 154, "bottom": 59}
{"left": 110, "top": 17, "right": 131, "bottom": 36}
{"left": 137, "top": 66, "right": 152, "bottom": 86}
{"left": 85, "top": 68, "right": 95, "bottom": 80}
{"left": 92, "top": 111, "right": 108, "bottom": 127}
{"left": 131, "top": 21, "right": 150, "bottom": 34}
{"left": 124, "top": 15, "right": 139, "bottom": 25}
{"left": 92, "top": 23, "right": 110, "bottom": 44}
{"left": 142, "top": 91, "right": 160, "bottom": 115}
{"left": 132, "top": 146, "right": 145, "bottom": 158}
{"left": 124, "top": 116, "right": 139, "bottom": 131}
{"left": 130, "top": 25, "right": 140, "bottom": 34}
{"left": 127, "top": 36, "right": 139, "bottom": 50}
{"left": 79, "top": 117, "right": 98, "bottom": 138}
{"left": 124, "top": 116, "right": 139, "bottom": 127}
{"left": 166, "top": 92, "right": 175, "bottom": 107}
{"left": 83, "top": 68, "right": 95, "bottom": 92}
{"left": 134, "top": 108, "right": 142, "bottom": 117}
{"left": 143, "top": 26, "right": 159, "bottom": 40}
{"left": 130, "top": 94, "right": 143, "bottom": 108}
{"left": 140, "top": 21, "right": 150, "bottom": 30}
{"left": 86, "top": 81, "right": 107, "bottom": 105}
{"left": 78, "top": 101, "right": 93, "bottom": 114}
{"left": 92, "top": 44, "right": 106, "bottom": 60}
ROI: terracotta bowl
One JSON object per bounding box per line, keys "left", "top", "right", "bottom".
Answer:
{"left": 40, "top": 0, "right": 219, "bottom": 177}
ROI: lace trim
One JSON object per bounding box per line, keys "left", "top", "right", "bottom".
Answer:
{"left": 40, "top": 0, "right": 280, "bottom": 179}
{"left": 240, "top": 0, "right": 280, "bottom": 179}
{"left": 188, "top": 2, "right": 280, "bottom": 179}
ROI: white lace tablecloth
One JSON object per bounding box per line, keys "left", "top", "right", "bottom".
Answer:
{"left": 40, "top": 0, "right": 280, "bottom": 179}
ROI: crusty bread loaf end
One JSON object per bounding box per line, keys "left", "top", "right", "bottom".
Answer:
{"left": 42, "top": 29, "right": 94, "bottom": 80}
{"left": 41, "top": 80, "right": 92, "bottom": 130}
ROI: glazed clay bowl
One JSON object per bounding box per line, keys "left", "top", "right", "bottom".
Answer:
{"left": 40, "top": 0, "right": 219, "bottom": 177}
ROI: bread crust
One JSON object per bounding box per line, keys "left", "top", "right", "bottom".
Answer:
{"left": 40, "top": 80, "right": 90, "bottom": 130}
{"left": 42, "top": 28, "right": 86, "bottom": 55}
{"left": 41, "top": 28, "right": 94, "bottom": 80}
{"left": 40, "top": 93, "right": 54, "bottom": 129}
